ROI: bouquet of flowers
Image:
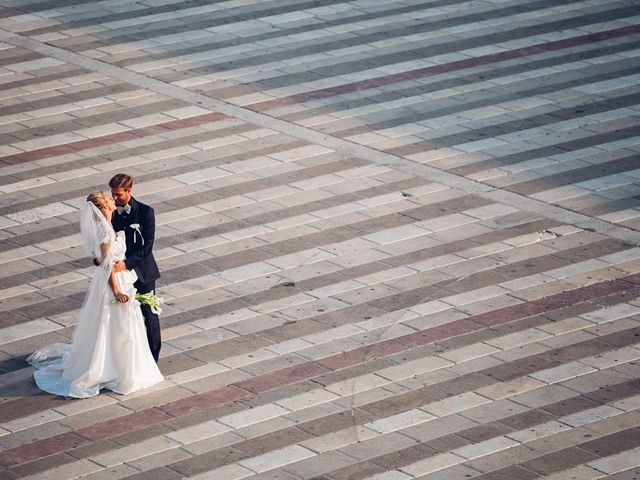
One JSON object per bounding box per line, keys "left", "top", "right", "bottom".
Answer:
{"left": 112, "top": 290, "right": 164, "bottom": 314}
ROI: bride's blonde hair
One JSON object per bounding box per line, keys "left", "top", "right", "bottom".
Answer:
{"left": 86, "top": 191, "right": 109, "bottom": 211}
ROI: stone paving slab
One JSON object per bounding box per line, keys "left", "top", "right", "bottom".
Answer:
{"left": 0, "top": 0, "right": 639, "bottom": 479}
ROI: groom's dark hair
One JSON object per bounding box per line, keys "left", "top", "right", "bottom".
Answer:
{"left": 109, "top": 173, "right": 133, "bottom": 190}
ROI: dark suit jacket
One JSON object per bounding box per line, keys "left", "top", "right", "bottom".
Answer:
{"left": 111, "top": 196, "right": 160, "bottom": 285}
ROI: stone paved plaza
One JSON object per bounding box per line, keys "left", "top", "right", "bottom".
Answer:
{"left": 1, "top": 0, "right": 640, "bottom": 478}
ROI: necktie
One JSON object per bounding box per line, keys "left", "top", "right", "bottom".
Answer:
{"left": 117, "top": 204, "right": 131, "bottom": 215}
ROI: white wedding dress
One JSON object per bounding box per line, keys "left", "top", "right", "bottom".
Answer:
{"left": 28, "top": 222, "right": 164, "bottom": 398}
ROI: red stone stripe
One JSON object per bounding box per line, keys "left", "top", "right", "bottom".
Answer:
{"left": 317, "top": 340, "right": 406, "bottom": 371}
{"left": 248, "top": 24, "right": 640, "bottom": 112}
{"left": 0, "top": 432, "right": 88, "bottom": 467}
{"left": 159, "top": 385, "right": 250, "bottom": 417}
{"left": 620, "top": 272, "right": 640, "bottom": 285}
{"left": 0, "top": 112, "right": 225, "bottom": 166}
{"left": 395, "top": 319, "right": 482, "bottom": 347}
{"left": 3, "top": 272, "right": 638, "bottom": 468}
{"left": 76, "top": 407, "right": 172, "bottom": 442}
{"left": 473, "top": 278, "right": 631, "bottom": 327}
{"left": 233, "top": 362, "right": 331, "bottom": 394}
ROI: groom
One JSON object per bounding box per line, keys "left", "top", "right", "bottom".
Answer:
{"left": 109, "top": 173, "right": 162, "bottom": 362}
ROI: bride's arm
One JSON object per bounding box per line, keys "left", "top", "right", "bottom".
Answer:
{"left": 101, "top": 242, "right": 128, "bottom": 303}
{"left": 109, "top": 270, "right": 128, "bottom": 303}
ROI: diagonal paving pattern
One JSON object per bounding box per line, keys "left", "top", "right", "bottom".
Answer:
{"left": 0, "top": 0, "right": 639, "bottom": 479}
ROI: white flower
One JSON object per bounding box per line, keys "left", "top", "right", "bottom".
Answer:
{"left": 130, "top": 223, "right": 144, "bottom": 244}
{"left": 111, "top": 290, "right": 164, "bottom": 314}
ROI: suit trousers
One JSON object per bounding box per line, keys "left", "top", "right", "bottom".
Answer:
{"left": 134, "top": 279, "right": 161, "bottom": 362}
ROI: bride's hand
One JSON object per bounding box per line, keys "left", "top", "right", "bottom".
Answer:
{"left": 113, "top": 261, "right": 127, "bottom": 273}
{"left": 114, "top": 292, "right": 129, "bottom": 303}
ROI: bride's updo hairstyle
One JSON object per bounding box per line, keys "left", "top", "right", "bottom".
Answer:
{"left": 86, "top": 191, "right": 109, "bottom": 212}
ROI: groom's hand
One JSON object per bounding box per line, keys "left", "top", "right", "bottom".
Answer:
{"left": 113, "top": 260, "right": 127, "bottom": 272}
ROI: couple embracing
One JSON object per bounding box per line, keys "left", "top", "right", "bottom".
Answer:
{"left": 28, "top": 174, "right": 164, "bottom": 398}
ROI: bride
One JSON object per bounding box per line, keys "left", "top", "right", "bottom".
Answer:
{"left": 27, "top": 192, "right": 164, "bottom": 398}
